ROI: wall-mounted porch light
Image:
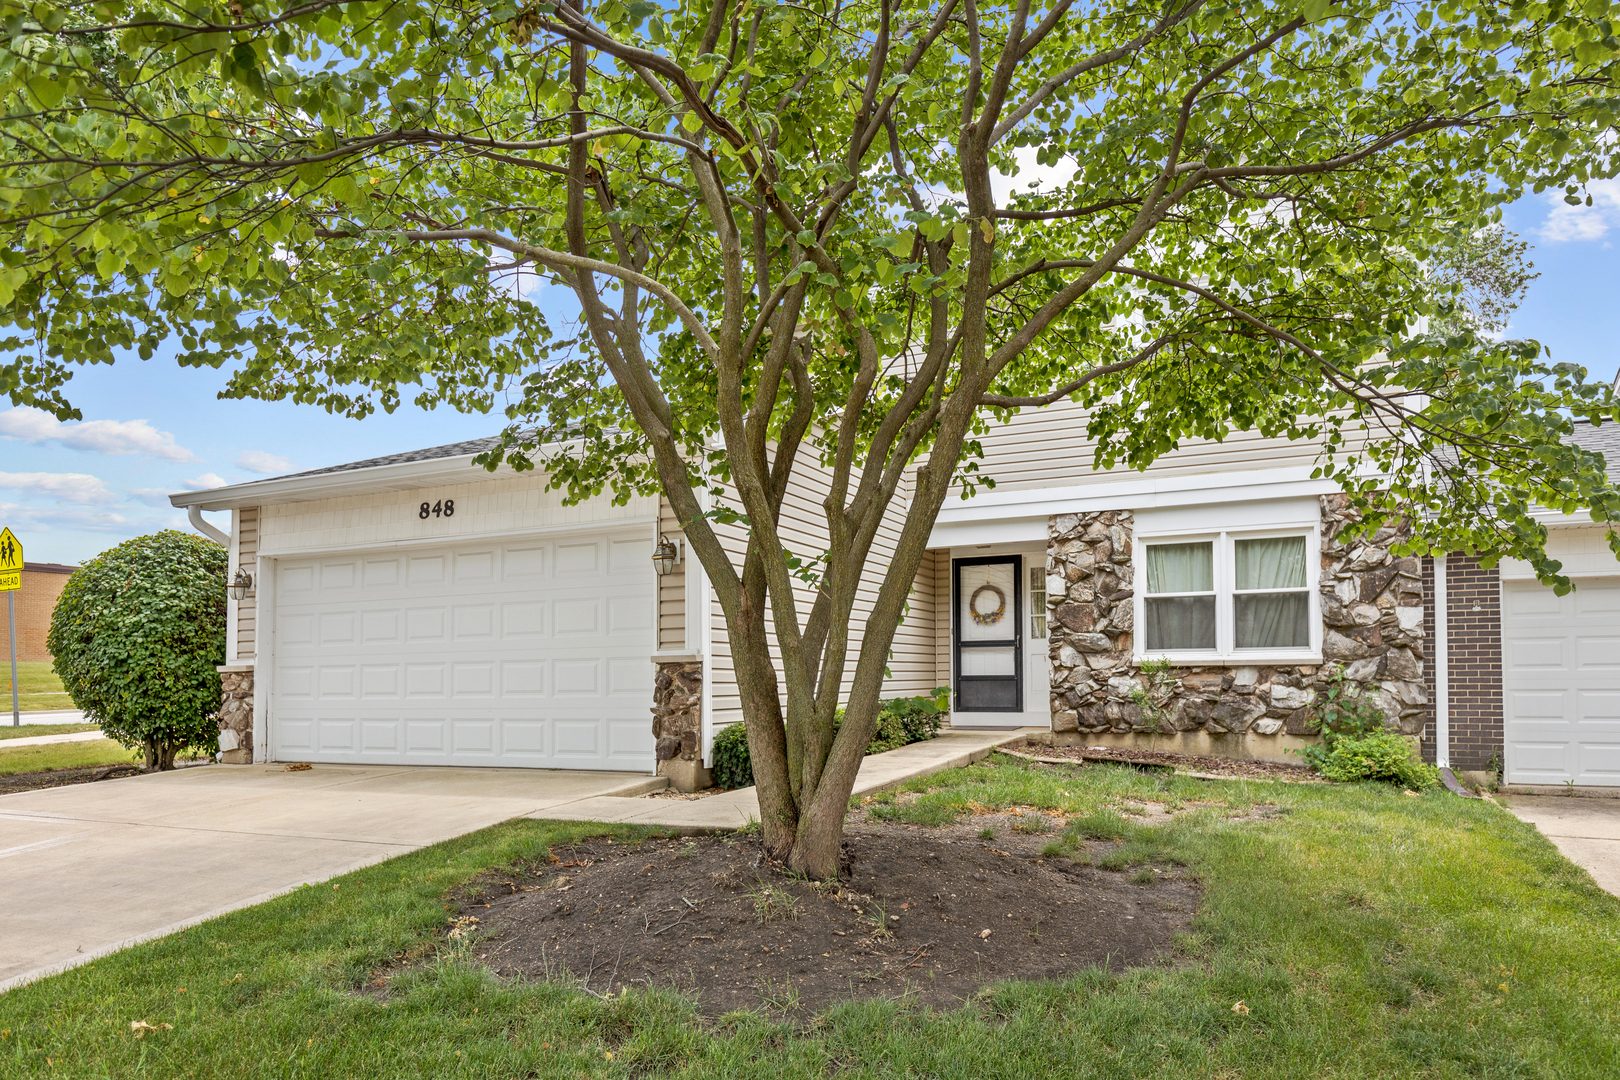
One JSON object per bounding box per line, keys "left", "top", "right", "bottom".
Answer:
{"left": 652, "top": 534, "right": 680, "bottom": 576}
{"left": 229, "top": 567, "right": 254, "bottom": 600}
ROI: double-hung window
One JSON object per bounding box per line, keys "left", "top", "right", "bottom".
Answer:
{"left": 1137, "top": 530, "right": 1318, "bottom": 662}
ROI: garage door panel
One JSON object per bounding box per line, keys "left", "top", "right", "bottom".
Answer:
{"left": 1508, "top": 638, "right": 1570, "bottom": 670}
{"left": 556, "top": 542, "right": 600, "bottom": 574}
{"left": 1578, "top": 638, "right": 1620, "bottom": 670}
{"left": 504, "top": 545, "right": 546, "bottom": 577}
{"left": 408, "top": 554, "right": 447, "bottom": 586}
{"left": 453, "top": 604, "right": 496, "bottom": 640}
{"left": 405, "top": 607, "right": 447, "bottom": 642}
{"left": 500, "top": 661, "right": 546, "bottom": 696}
{"left": 1577, "top": 743, "right": 1620, "bottom": 782}
{"left": 454, "top": 550, "right": 497, "bottom": 584}
{"left": 363, "top": 558, "right": 401, "bottom": 590}
{"left": 1504, "top": 586, "right": 1562, "bottom": 617}
{"left": 1505, "top": 579, "right": 1620, "bottom": 786}
{"left": 272, "top": 531, "right": 656, "bottom": 770}
{"left": 452, "top": 720, "right": 495, "bottom": 755}
{"left": 321, "top": 560, "right": 358, "bottom": 591}
{"left": 361, "top": 721, "right": 398, "bottom": 752}
{"left": 502, "top": 721, "right": 548, "bottom": 754}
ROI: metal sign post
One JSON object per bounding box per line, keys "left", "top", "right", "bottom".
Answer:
{"left": 0, "top": 527, "right": 22, "bottom": 726}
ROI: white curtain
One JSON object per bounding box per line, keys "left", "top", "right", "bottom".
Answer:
{"left": 1235, "top": 537, "right": 1308, "bottom": 648}
{"left": 1145, "top": 542, "right": 1215, "bottom": 650}
{"left": 1146, "top": 542, "right": 1213, "bottom": 593}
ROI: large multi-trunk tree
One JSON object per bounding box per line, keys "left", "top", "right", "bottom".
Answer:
{"left": 2, "top": 0, "right": 1617, "bottom": 876}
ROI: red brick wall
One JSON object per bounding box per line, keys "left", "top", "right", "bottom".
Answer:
{"left": 1420, "top": 554, "right": 1503, "bottom": 770}
{"left": 9, "top": 564, "right": 75, "bottom": 663}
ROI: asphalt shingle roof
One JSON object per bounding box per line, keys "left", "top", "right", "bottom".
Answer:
{"left": 274, "top": 435, "right": 504, "bottom": 481}
{"left": 1569, "top": 419, "right": 1620, "bottom": 483}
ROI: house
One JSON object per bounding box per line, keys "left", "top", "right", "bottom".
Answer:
{"left": 169, "top": 406, "right": 1619, "bottom": 790}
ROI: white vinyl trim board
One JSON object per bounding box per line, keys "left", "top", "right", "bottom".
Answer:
{"left": 265, "top": 527, "right": 657, "bottom": 771}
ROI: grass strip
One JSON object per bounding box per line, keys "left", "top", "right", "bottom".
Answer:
{"left": 0, "top": 738, "right": 138, "bottom": 776}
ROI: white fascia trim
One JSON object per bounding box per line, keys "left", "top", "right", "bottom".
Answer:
{"left": 167, "top": 437, "right": 594, "bottom": 512}
{"left": 932, "top": 465, "right": 1341, "bottom": 527}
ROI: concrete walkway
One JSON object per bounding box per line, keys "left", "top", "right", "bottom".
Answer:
{"left": 2, "top": 709, "right": 87, "bottom": 725}
{"left": 0, "top": 730, "right": 105, "bottom": 749}
{"left": 535, "top": 727, "right": 1038, "bottom": 831}
{"left": 1501, "top": 795, "right": 1620, "bottom": 897}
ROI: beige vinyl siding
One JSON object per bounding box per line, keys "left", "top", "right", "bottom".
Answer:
{"left": 972, "top": 399, "right": 1365, "bottom": 491}
{"left": 236, "top": 506, "right": 259, "bottom": 661}
{"left": 931, "top": 548, "right": 951, "bottom": 686}
{"left": 657, "top": 496, "right": 685, "bottom": 651}
{"left": 705, "top": 453, "right": 940, "bottom": 737}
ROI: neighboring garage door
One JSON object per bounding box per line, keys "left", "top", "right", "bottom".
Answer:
{"left": 269, "top": 530, "right": 655, "bottom": 770}
{"left": 1503, "top": 577, "right": 1620, "bottom": 786}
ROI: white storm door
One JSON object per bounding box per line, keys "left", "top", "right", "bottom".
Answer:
{"left": 270, "top": 531, "right": 655, "bottom": 770}
{"left": 1503, "top": 577, "right": 1620, "bottom": 786}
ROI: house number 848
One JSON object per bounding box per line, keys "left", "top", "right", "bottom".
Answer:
{"left": 418, "top": 499, "right": 455, "bottom": 519}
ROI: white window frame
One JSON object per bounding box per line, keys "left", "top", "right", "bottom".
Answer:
{"left": 1133, "top": 523, "right": 1322, "bottom": 665}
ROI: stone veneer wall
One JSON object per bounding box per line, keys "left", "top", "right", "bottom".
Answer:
{"left": 217, "top": 664, "right": 254, "bottom": 764}
{"left": 652, "top": 660, "right": 705, "bottom": 789}
{"left": 1046, "top": 496, "right": 1429, "bottom": 744}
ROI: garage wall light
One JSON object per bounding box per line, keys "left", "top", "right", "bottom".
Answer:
{"left": 652, "top": 534, "right": 680, "bottom": 576}
{"left": 229, "top": 567, "right": 254, "bottom": 600}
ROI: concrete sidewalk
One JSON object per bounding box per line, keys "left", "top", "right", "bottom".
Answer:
{"left": 3, "top": 709, "right": 87, "bottom": 725}
{"left": 532, "top": 727, "right": 1038, "bottom": 832}
{"left": 1501, "top": 795, "right": 1620, "bottom": 898}
{"left": 0, "top": 730, "right": 106, "bottom": 749}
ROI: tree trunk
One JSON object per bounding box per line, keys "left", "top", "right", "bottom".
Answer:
{"left": 144, "top": 738, "right": 179, "bottom": 771}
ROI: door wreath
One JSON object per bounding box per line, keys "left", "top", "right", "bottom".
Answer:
{"left": 969, "top": 583, "right": 1008, "bottom": 626}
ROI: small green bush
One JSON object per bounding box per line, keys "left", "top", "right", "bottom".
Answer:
{"left": 49, "top": 530, "right": 227, "bottom": 770}
{"left": 1296, "top": 663, "right": 1438, "bottom": 788}
{"left": 1317, "top": 730, "right": 1440, "bottom": 789}
{"left": 707, "top": 687, "right": 951, "bottom": 790}
{"left": 710, "top": 721, "right": 754, "bottom": 789}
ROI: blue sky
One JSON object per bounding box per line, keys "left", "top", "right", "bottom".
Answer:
{"left": 4, "top": 184, "right": 1618, "bottom": 565}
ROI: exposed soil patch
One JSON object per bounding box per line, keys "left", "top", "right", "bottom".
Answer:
{"left": 1013, "top": 743, "right": 1321, "bottom": 782}
{"left": 0, "top": 762, "right": 142, "bottom": 794}
{"left": 453, "top": 821, "right": 1198, "bottom": 1016}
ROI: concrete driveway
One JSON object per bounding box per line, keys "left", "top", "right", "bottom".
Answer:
{"left": 0, "top": 763, "right": 657, "bottom": 991}
{"left": 1501, "top": 795, "right": 1620, "bottom": 897}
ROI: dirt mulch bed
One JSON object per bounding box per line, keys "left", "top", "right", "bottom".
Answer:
{"left": 451, "top": 821, "right": 1198, "bottom": 1016}
{"left": 1010, "top": 743, "right": 1321, "bottom": 782}
{"left": 0, "top": 762, "right": 142, "bottom": 795}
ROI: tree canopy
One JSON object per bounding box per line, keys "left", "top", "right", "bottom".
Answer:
{"left": 3, "top": 0, "right": 1618, "bottom": 874}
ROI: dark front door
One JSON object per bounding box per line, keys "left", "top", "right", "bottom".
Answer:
{"left": 953, "top": 555, "right": 1022, "bottom": 712}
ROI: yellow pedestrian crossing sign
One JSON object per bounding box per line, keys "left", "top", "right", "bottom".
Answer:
{"left": 0, "top": 528, "right": 21, "bottom": 591}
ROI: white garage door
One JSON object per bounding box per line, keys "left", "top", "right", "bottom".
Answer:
{"left": 269, "top": 530, "right": 656, "bottom": 770}
{"left": 1503, "top": 576, "right": 1620, "bottom": 786}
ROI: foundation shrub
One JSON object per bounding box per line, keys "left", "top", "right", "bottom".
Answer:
{"left": 1297, "top": 664, "right": 1438, "bottom": 788}
{"left": 709, "top": 687, "right": 951, "bottom": 791}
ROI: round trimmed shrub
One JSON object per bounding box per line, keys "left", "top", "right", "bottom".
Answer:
{"left": 49, "top": 530, "right": 228, "bottom": 770}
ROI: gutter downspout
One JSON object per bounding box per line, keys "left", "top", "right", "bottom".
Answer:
{"left": 1434, "top": 554, "right": 1450, "bottom": 770}
{"left": 188, "top": 506, "right": 231, "bottom": 547}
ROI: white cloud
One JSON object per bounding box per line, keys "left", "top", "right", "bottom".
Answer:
{"left": 181, "top": 473, "right": 232, "bottom": 491}
{"left": 234, "top": 449, "right": 297, "bottom": 475}
{"left": 990, "top": 144, "right": 1080, "bottom": 205}
{"left": 0, "top": 407, "right": 198, "bottom": 463}
{"left": 1538, "top": 178, "right": 1620, "bottom": 243}
{"left": 0, "top": 501, "right": 129, "bottom": 532}
{"left": 0, "top": 471, "right": 117, "bottom": 504}
{"left": 129, "top": 488, "right": 178, "bottom": 508}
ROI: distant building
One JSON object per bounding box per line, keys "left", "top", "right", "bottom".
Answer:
{"left": 11, "top": 563, "right": 77, "bottom": 663}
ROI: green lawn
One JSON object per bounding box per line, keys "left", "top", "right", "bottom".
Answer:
{"left": 0, "top": 737, "right": 138, "bottom": 776}
{"left": 0, "top": 659, "right": 75, "bottom": 712}
{"left": 1, "top": 756, "right": 1616, "bottom": 1078}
